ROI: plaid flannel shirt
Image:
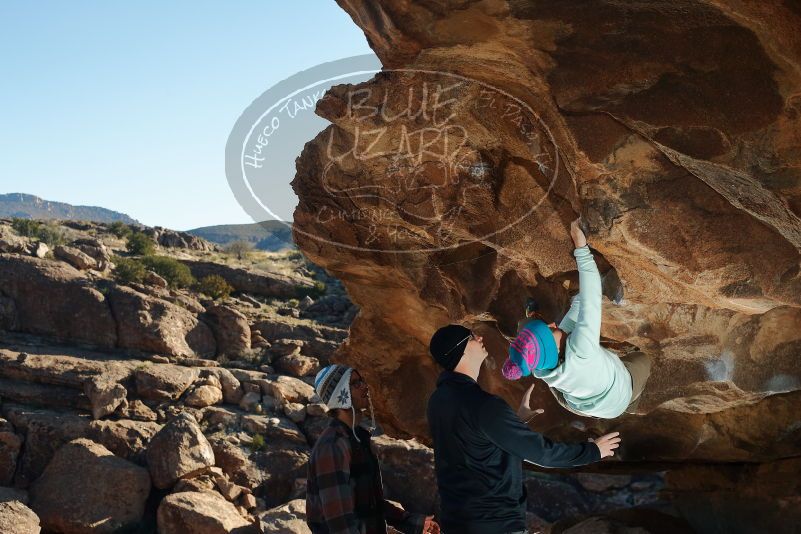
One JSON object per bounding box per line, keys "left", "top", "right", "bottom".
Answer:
{"left": 306, "top": 418, "right": 426, "bottom": 534}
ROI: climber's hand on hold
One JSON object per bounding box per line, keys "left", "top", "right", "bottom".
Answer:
{"left": 517, "top": 383, "right": 544, "bottom": 423}
{"left": 570, "top": 218, "right": 588, "bottom": 249}
{"left": 590, "top": 432, "right": 621, "bottom": 459}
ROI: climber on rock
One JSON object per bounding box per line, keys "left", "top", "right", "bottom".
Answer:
{"left": 502, "top": 218, "right": 652, "bottom": 419}
{"left": 427, "top": 324, "right": 620, "bottom": 534}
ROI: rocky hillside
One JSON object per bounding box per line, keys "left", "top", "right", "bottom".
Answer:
{"left": 0, "top": 194, "right": 138, "bottom": 224}
{"left": 186, "top": 221, "right": 294, "bottom": 252}
{"left": 289, "top": 1, "right": 801, "bottom": 532}
{"left": 0, "top": 216, "right": 679, "bottom": 533}
{"left": 0, "top": 217, "right": 371, "bottom": 532}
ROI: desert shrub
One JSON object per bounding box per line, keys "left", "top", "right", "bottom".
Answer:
{"left": 109, "top": 221, "right": 132, "bottom": 239}
{"left": 249, "top": 434, "right": 267, "bottom": 452}
{"left": 296, "top": 280, "right": 326, "bottom": 299}
{"left": 11, "top": 218, "right": 66, "bottom": 246}
{"left": 140, "top": 256, "right": 195, "bottom": 289}
{"left": 224, "top": 240, "right": 253, "bottom": 260}
{"left": 284, "top": 249, "right": 304, "bottom": 261}
{"left": 126, "top": 231, "right": 156, "bottom": 256}
{"left": 112, "top": 256, "right": 147, "bottom": 285}
{"left": 196, "top": 274, "right": 233, "bottom": 300}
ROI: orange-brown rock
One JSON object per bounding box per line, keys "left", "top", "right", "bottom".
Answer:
{"left": 108, "top": 285, "right": 216, "bottom": 358}
{"left": 29, "top": 438, "right": 150, "bottom": 534}
{"left": 0, "top": 255, "right": 116, "bottom": 348}
{"left": 290, "top": 0, "right": 801, "bottom": 466}
{"left": 157, "top": 491, "right": 258, "bottom": 534}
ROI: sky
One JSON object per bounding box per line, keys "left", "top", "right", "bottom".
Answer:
{"left": 0, "top": 1, "right": 375, "bottom": 230}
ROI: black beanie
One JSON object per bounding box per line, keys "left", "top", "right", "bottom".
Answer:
{"left": 429, "top": 324, "right": 471, "bottom": 371}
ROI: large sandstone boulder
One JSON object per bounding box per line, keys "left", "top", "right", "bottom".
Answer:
{"left": 259, "top": 499, "right": 310, "bottom": 534}
{"left": 203, "top": 304, "right": 251, "bottom": 356}
{"left": 201, "top": 368, "right": 243, "bottom": 404}
{"left": 0, "top": 419, "right": 21, "bottom": 486}
{"left": 372, "top": 435, "right": 438, "bottom": 515}
{"left": 288, "top": 0, "right": 801, "bottom": 468}
{"left": 87, "top": 419, "right": 162, "bottom": 464}
{"left": 146, "top": 412, "right": 215, "bottom": 489}
{"left": 2, "top": 406, "right": 90, "bottom": 488}
{"left": 181, "top": 260, "right": 313, "bottom": 299}
{"left": 30, "top": 438, "right": 150, "bottom": 534}
{"left": 53, "top": 245, "right": 97, "bottom": 271}
{"left": 0, "top": 255, "right": 116, "bottom": 348}
{"left": 157, "top": 491, "right": 258, "bottom": 534}
{"left": 0, "top": 500, "right": 40, "bottom": 534}
{"left": 135, "top": 363, "right": 199, "bottom": 401}
{"left": 108, "top": 285, "right": 216, "bottom": 357}
{"left": 0, "top": 227, "right": 29, "bottom": 254}
{"left": 263, "top": 376, "right": 316, "bottom": 404}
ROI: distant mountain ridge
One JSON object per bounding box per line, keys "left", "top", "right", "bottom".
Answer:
{"left": 186, "top": 221, "right": 295, "bottom": 251}
{"left": 0, "top": 193, "right": 138, "bottom": 224}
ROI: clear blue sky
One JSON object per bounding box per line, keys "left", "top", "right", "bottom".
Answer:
{"left": 0, "top": 1, "right": 374, "bottom": 230}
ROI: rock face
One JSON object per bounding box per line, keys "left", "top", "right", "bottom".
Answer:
{"left": 146, "top": 412, "right": 216, "bottom": 489}
{"left": 289, "top": 0, "right": 801, "bottom": 470}
{"left": 181, "top": 260, "right": 314, "bottom": 299}
{"left": 204, "top": 304, "right": 251, "bottom": 356}
{"left": 30, "top": 438, "right": 150, "bottom": 534}
{"left": 108, "top": 286, "right": 216, "bottom": 358}
{"left": 0, "top": 500, "right": 40, "bottom": 534}
{"left": 157, "top": 491, "right": 258, "bottom": 534}
{"left": 0, "top": 255, "right": 116, "bottom": 348}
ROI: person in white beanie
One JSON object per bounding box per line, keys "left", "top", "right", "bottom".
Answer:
{"left": 306, "top": 364, "right": 440, "bottom": 534}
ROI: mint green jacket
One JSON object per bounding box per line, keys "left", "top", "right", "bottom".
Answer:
{"left": 533, "top": 246, "right": 632, "bottom": 418}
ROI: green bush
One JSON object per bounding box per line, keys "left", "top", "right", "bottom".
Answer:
{"left": 109, "top": 221, "right": 132, "bottom": 239}
{"left": 11, "top": 218, "right": 66, "bottom": 246}
{"left": 196, "top": 274, "right": 233, "bottom": 300}
{"left": 140, "top": 256, "right": 195, "bottom": 289}
{"left": 224, "top": 240, "right": 253, "bottom": 260}
{"left": 249, "top": 434, "right": 267, "bottom": 451}
{"left": 285, "top": 249, "right": 304, "bottom": 261}
{"left": 126, "top": 232, "right": 156, "bottom": 256}
{"left": 112, "top": 256, "right": 147, "bottom": 285}
{"left": 296, "top": 280, "right": 326, "bottom": 299}
{"left": 11, "top": 218, "right": 39, "bottom": 237}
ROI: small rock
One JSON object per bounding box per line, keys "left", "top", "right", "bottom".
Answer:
{"left": 259, "top": 499, "right": 310, "bottom": 534}
{"left": 273, "top": 354, "right": 320, "bottom": 378}
{"left": 54, "top": 245, "right": 97, "bottom": 270}
{"left": 283, "top": 403, "right": 306, "bottom": 423}
{"left": 157, "top": 491, "right": 258, "bottom": 534}
{"left": 185, "top": 385, "right": 223, "bottom": 408}
{"left": 145, "top": 412, "right": 215, "bottom": 490}
{"left": 0, "top": 500, "right": 41, "bottom": 534}
{"left": 239, "top": 392, "right": 262, "bottom": 412}
{"left": 306, "top": 403, "right": 328, "bottom": 417}
{"left": 144, "top": 270, "right": 168, "bottom": 288}
{"left": 29, "top": 242, "right": 49, "bottom": 259}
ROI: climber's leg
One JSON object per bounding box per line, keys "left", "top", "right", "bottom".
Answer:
{"left": 621, "top": 351, "right": 652, "bottom": 414}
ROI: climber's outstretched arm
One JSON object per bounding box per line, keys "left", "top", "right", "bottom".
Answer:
{"left": 567, "top": 219, "right": 602, "bottom": 357}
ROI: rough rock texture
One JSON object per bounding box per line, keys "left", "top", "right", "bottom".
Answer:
{"left": 30, "top": 438, "right": 151, "bottom": 534}
{"left": 259, "top": 499, "right": 311, "bottom": 534}
{"left": 53, "top": 245, "right": 97, "bottom": 271}
{"left": 290, "top": 0, "right": 801, "bottom": 472}
{"left": 108, "top": 285, "right": 216, "bottom": 357}
{"left": 0, "top": 500, "right": 40, "bottom": 534}
{"left": 157, "top": 491, "right": 258, "bottom": 534}
{"left": 181, "top": 260, "right": 314, "bottom": 299}
{"left": 146, "top": 412, "right": 216, "bottom": 489}
{"left": 0, "top": 255, "right": 116, "bottom": 347}
{"left": 3, "top": 406, "right": 90, "bottom": 488}
{"left": 204, "top": 304, "right": 252, "bottom": 356}
{"left": 135, "top": 363, "right": 199, "bottom": 401}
